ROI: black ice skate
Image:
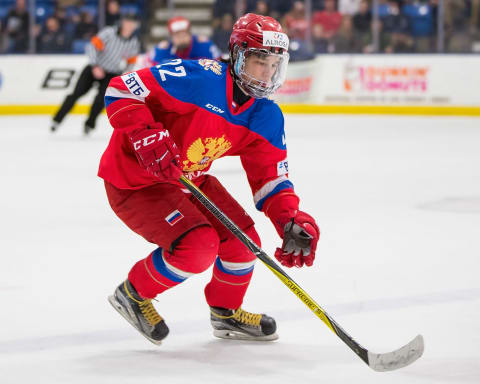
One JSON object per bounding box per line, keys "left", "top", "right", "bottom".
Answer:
{"left": 83, "top": 123, "right": 94, "bottom": 135}
{"left": 108, "top": 280, "right": 169, "bottom": 345}
{"left": 50, "top": 121, "right": 59, "bottom": 132}
{"left": 210, "top": 306, "right": 278, "bottom": 341}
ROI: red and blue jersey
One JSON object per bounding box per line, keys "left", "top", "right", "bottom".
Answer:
{"left": 98, "top": 58, "right": 297, "bottom": 212}
{"left": 148, "top": 35, "right": 220, "bottom": 65}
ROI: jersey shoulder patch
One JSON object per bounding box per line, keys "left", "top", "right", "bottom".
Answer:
{"left": 197, "top": 58, "right": 224, "bottom": 75}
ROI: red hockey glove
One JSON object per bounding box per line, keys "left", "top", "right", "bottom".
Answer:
{"left": 128, "top": 122, "right": 182, "bottom": 180}
{"left": 274, "top": 211, "right": 320, "bottom": 268}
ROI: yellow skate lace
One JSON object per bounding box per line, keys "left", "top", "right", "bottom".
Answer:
{"left": 139, "top": 300, "right": 163, "bottom": 326}
{"left": 124, "top": 281, "right": 163, "bottom": 326}
{"left": 234, "top": 308, "right": 262, "bottom": 326}
{"left": 211, "top": 307, "right": 262, "bottom": 327}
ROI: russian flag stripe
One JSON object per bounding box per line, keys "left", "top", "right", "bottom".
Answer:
{"left": 166, "top": 210, "right": 183, "bottom": 225}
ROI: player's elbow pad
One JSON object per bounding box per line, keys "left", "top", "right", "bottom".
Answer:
{"left": 108, "top": 103, "right": 156, "bottom": 132}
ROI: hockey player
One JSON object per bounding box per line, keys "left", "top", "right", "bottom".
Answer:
{"left": 147, "top": 16, "right": 221, "bottom": 64}
{"left": 99, "top": 13, "right": 320, "bottom": 344}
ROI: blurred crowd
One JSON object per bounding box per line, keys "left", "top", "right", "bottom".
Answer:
{"left": 1, "top": 0, "right": 479, "bottom": 55}
{"left": 211, "top": 0, "right": 480, "bottom": 56}
{"left": 0, "top": 0, "right": 142, "bottom": 53}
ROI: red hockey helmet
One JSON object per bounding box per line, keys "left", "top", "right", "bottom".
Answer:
{"left": 167, "top": 16, "right": 191, "bottom": 35}
{"left": 229, "top": 13, "right": 290, "bottom": 99}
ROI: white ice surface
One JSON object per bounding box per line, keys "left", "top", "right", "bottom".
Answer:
{"left": 0, "top": 114, "right": 479, "bottom": 383}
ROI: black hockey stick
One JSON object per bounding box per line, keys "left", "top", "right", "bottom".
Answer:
{"left": 179, "top": 175, "right": 424, "bottom": 371}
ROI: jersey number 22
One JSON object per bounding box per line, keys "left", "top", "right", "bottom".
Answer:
{"left": 157, "top": 59, "right": 186, "bottom": 81}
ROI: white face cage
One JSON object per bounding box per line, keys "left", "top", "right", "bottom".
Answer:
{"left": 233, "top": 47, "right": 290, "bottom": 99}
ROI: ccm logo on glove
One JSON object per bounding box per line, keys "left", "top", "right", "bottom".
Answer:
{"left": 128, "top": 122, "right": 182, "bottom": 181}
{"left": 132, "top": 130, "right": 171, "bottom": 151}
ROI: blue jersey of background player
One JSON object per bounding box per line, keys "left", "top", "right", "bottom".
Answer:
{"left": 148, "top": 16, "right": 220, "bottom": 65}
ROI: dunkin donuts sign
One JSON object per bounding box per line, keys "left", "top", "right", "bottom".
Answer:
{"left": 344, "top": 63, "right": 430, "bottom": 93}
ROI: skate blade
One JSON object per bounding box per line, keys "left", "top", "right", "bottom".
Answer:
{"left": 108, "top": 295, "right": 163, "bottom": 346}
{"left": 213, "top": 329, "right": 279, "bottom": 341}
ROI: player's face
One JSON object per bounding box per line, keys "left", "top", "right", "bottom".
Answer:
{"left": 172, "top": 31, "right": 192, "bottom": 50}
{"left": 244, "top": 54, "right": 280, "bottom": 83}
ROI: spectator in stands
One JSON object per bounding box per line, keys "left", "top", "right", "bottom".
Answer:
{"left": 444, "top": 0, "right": 472, "bottom": 52}
{"left": 0, "top": 20, "right": 5, "bottom": 53}
{"left": 57, "top": 0, "right": 82, "bottom": 7}
{"left": 472, "top": 0, "right": 480, "bottom": 39}
{"left": 444, "top": 0, "right": 468, "bottom": 32}
{"left": 402, "top": 0, "right": 435, "bottom": 52}
{"left": 55, "top": 6, "right": 78, "bottom": 40}
{"left": 53, "top": 6, "right": 68, "bottom": 30}
{"left": 106, "top": 0, "right": 121, "bottom": 26}
{"left": 269, "top": 0, "right": 296, "bottom": 19}
{"left": 37, "top": 16, "right": 71, "bottom": 53}
{"left": 339, "top": 0, "right": 362, "bottom": 16}
{"left": 312, "top": 0, "right": 342, "bottom": 40}
{"left": 255, "top": 0, "right": 270, "bottom": 15}
{"left": 289, "top": 38, "right": 315, "bottom": 61}
{"left": 353, "top": 0, "right": 373, "bottom": 52}
{"left": 234, "top": 0, "right": 248, "bottom": 20}
{"left": 4, "top": 0, "right": 30, "bottom": 53}
{"left": 212, "top": 13, "right": 234, "bottom": 55}
{"left": 75, "top": 11, "right": 98, "bottom": 40}
{"left": 147, "top": 16, "right": 220, "bottom": 65}
{"left": 312, "top": 23, "right": 329, "bottom": 53}
{"left": 283, "top": 0, "right": 309, "bottom": 41}
{"left": 212, "top": 0, "right": 236, "bottom": 29}
{"left": 212, "top": 0, "right": 235, "bottom": 17}
{"left": 381, "top": 0, "right": 413, "bottom": 52}
{"left": 332, "top": 15, "right": 357, "bottom": 52}
{"left": 428, "top": 0, "right": 438, "bottom": 33}
{"left": 282, "top": 1, "right": 316, "bottom": 61}
{"left": 311, "top": 0, "right": 325, "bottom": 11}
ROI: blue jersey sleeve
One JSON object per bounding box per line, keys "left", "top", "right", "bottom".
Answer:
{"left": 191, "top": 36, "right": 221, "bottom": 59}
{"left": 241, "top": 101, "right": 293, "bottom": 210}
{"left": 151, "top": 43, "right": 175, "bottom": 64}
{"left": 249, "top": 101, "right": 286, "bottom": 150}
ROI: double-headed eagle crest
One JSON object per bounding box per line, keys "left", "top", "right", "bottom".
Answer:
{"left": 198, "top": 59, "right": 223, "bottom": 75}
{"left": 183, "top": 136, "right": 232, "bottom": 172}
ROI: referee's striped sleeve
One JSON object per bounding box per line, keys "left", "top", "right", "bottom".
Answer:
{"left": 125, "top": 41, "right": 141, "bottom": 71}
{"left": 85, "top": 26, "right": 140, "bottom": 74}
{"left": 86, "top": 41, "right": 98, "bottom": 65}
{"left": 86, "top": 28, "right": 114, "bottom": 66}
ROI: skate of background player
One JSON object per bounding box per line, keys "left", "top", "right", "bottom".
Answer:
{"left": 179, "top": 175, "right": 424, "bottom": 372}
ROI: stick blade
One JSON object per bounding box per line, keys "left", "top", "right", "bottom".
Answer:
{"left": 367, "top": 334, "right": 424, "bottom": 372}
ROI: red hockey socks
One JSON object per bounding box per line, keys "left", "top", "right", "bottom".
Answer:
{"left": 128, "top": 248, "right": 187, "bottom": 299}
{"left": 204, "top": 226, "right": 260, "bottom": 309}
{"left": 128, "top": 225, "right": 220, "bottom": 299}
